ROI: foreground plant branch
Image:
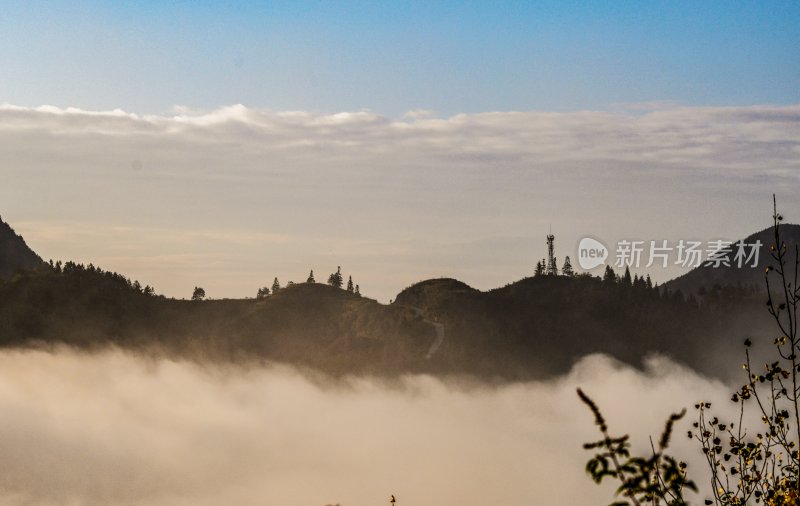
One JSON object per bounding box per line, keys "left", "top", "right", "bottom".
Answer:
{"left": 578, "top": 388, "right": 695, "bottom": 505}
{"left": 691, "top": 197, "right": 799, "bottom": 505}
{"left": 580, "top": 196, "right": 800, "bottom": 505}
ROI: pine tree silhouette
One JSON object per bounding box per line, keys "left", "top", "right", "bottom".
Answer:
{"left": 562, "top": 256, "right": 574, "bottom": 276}
{"left": 603, "top": 265, "right": 616, "bottom": 283}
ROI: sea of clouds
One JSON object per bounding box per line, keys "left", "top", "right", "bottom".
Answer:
{"left": 0, "top": 347, "right": 742, "bottom": 505}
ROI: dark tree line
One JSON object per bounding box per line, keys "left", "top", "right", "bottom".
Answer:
{"left": 254, "top": 266, "right": 361, "bottom": 299}
{"left": 46, "top": 259, "right": 157, "bottom": 297}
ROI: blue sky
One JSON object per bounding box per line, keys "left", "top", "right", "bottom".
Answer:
{"left": 1, "top": 1, "right": 798, "bottom": 116}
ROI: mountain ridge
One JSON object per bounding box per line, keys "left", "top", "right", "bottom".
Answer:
{"left": 0, "top": 216, "right": 44, "bottom": 280}
{"left": 664, "top": 223, "right": 800, "bottom": 296}
{"left": 0, "top": 216, "right": 786, "bottom": 381}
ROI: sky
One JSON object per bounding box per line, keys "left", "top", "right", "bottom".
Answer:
{"left": 1, "top": 1, "right": 799, "bottom": 116}
{"left": 1, "top": 1, "right": 799, "bottom": 301}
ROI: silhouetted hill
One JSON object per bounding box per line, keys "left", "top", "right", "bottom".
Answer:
{"left": 220, "top": 282, "right": 433, "bottom": 374}
{"left": 394, "top": 274, "right": 768, "bottom": 380}
{"left": 0, "top": 264, "right": 435, "bottom": 376}
{"left": 0, "top": 217, "right": 43, "bottom": 279}
{"left": 0, "top": 258, "right": 775, "bottom": 380}
{"left": 665, "top": 223, "right": 800, "bottom": 296}
{"left": 0, "top": 216, "right": 784, "bottom": 381}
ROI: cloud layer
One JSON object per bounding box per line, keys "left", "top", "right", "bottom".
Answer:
{"left": 1, "top": 103, "right": 798, "bottom": 300}
{"left": 0, "top": 348, "right": 736, "bottom": 505}
{"left": 2, "top": 103, "right": 799, "bottom": 172}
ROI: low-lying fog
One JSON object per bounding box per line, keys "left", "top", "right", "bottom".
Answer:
{"left": 0, "top": 348, "right": 737, "bottom": 505}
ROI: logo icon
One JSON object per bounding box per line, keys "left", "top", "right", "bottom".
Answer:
{"left": 578, "top": 237, "right": 608, "bottom": 270}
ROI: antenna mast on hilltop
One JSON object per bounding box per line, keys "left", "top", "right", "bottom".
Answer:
{"left": 546, "top": 227, "right": 558, "bottom": 275}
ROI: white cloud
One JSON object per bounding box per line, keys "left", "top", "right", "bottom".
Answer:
{"left": 0, "top": 103, "right": 797, "bottom": 170}
{"left": 0, "top": 349, "right": 734, "bottom": 505}
{"left": 403, "top": 109, "right": 437, "bottom": 120}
